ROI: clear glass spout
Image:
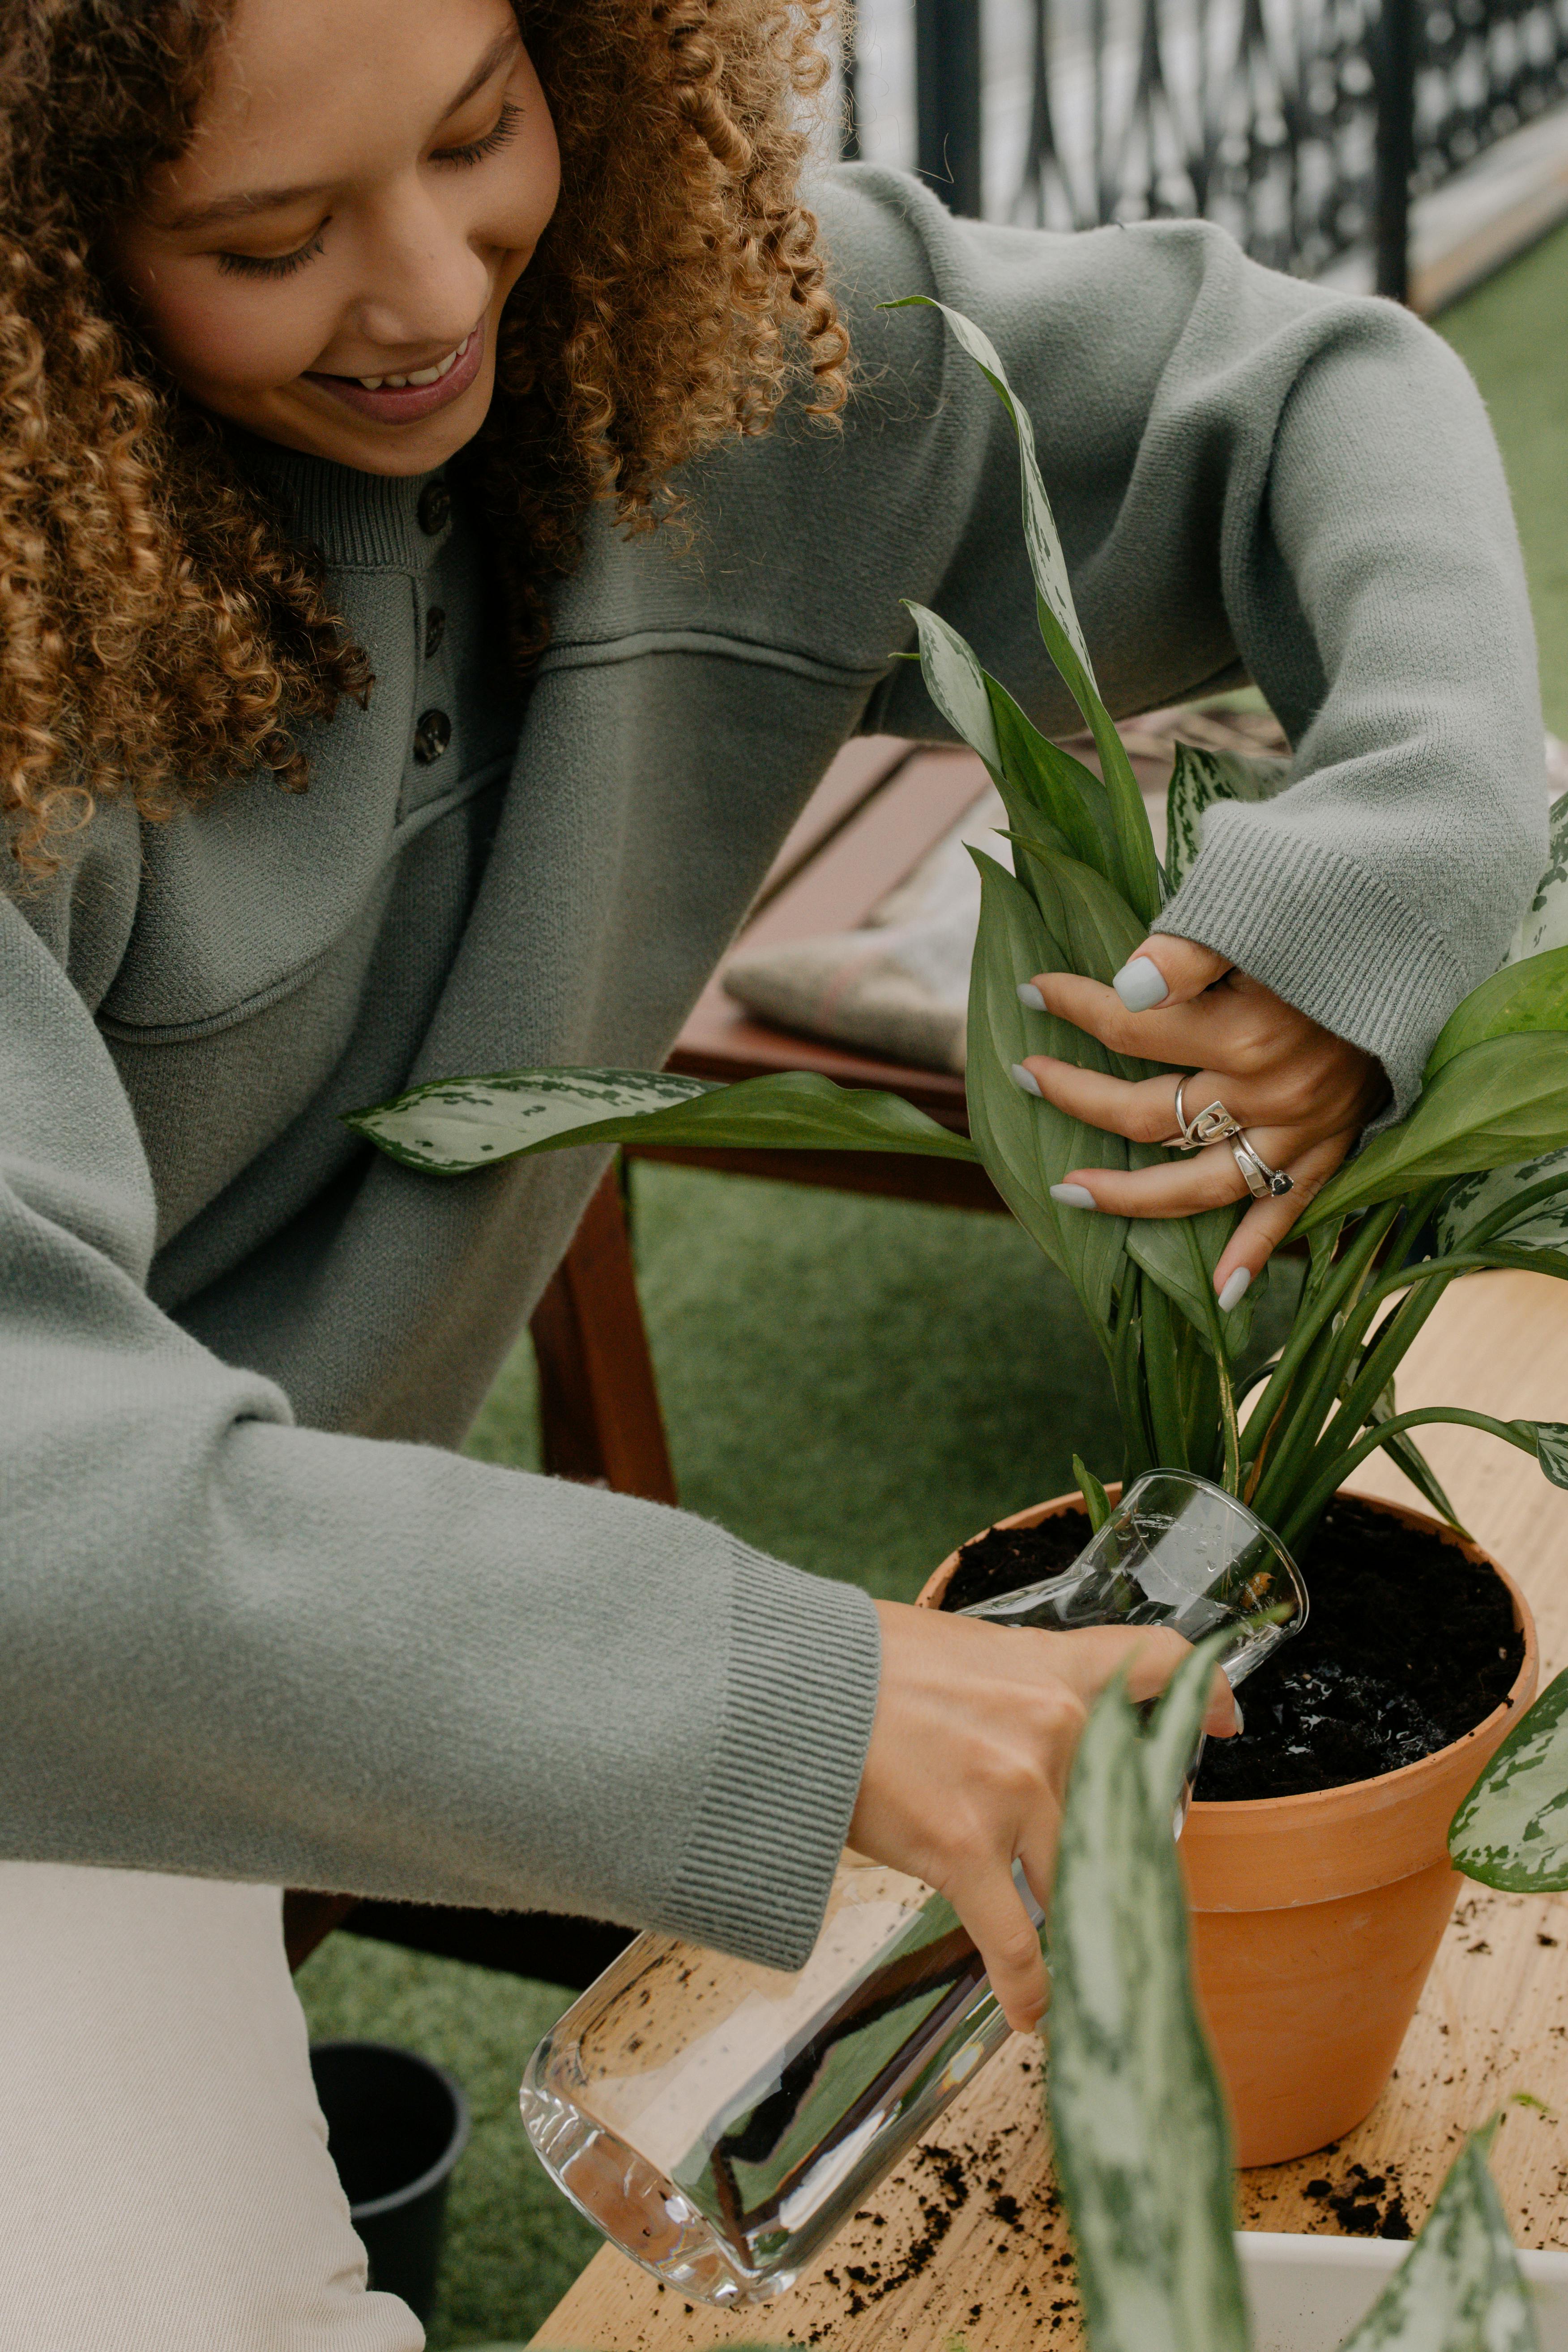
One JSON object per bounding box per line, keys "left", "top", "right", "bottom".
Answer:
{"left": 520, "top": 1472, "right": 1304, "bottom": 2305}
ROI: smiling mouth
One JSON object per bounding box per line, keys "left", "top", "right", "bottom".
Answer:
{"left": 352, "top": 325, "right": 479, "bottom": 391}
{"left": 304, "top": 319, "right": 488, "bottom": 423}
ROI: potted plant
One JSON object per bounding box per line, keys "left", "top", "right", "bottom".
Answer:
{"left": 349, "top": 304, "right": 1568, "bottom": 2168}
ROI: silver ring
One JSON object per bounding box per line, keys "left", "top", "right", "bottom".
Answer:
{"left": 1166, "top": 1075, "right": 1244, "bottom": 1153}
{"left": 1231, "top": 1133, "right": 1294, "bottom": 1200}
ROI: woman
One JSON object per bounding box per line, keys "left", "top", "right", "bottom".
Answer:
{"left": 0, "top": 0, "right": 1545, "bottom": 2340}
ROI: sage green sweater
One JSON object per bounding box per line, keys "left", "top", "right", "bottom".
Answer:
{"left": 0, "top": 170, "right": 1546, "bottom": 1969}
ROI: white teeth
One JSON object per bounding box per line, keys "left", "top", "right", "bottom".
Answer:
{"left": 356, "top": 329, "right": 474, "bottom": 396}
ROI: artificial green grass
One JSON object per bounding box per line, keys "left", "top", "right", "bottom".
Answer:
{"left": 1436, "top": 214, "right": 1568, "bottom": 738}
{"left": 296, "top": 222, "right": 1568, "bottom": 2348}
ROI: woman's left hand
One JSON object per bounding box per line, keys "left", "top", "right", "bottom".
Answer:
{"left": 1013, "top": 937, "right": 1389, "bottom": 1305}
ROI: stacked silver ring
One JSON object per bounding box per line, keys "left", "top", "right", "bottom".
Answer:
{"left": 1166, "top": 1075, "right": 1243, "bottom": 1151}
{"left": 1231, "top": 1135, "right": 1294, "bottom": 1199}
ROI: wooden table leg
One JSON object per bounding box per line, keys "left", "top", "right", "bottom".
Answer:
{"left": 530, "top": 1165, "right": 679, "bottom": 1506}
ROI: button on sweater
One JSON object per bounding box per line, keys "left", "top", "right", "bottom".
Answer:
{"left": 0, "top": 171, "right": 1545, "bottom": 1967}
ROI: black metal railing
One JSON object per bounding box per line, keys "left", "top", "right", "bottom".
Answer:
{"left": 846, "top": 0, "right": 1568, "bottom": 298}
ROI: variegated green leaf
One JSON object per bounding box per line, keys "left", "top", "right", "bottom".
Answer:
{"left": 1047, "top": 1662, "right": 1247, "bottom": 2352}
{"left": 903, "top": 601, "right": 1003, "bottom": 773}
{"left": 966, "top": 851, "right": 1129, "bottom": 1333}
{"left": 1504, "top": 792, "right": 1568, "bottom": 965}
{"left": 1435, "top": 1150, "right": 1568, "bottom": 1257}
{"left": 1337, "top": 2128, "right": 1537, "bottom": 2350}
{"left": 889, "top": 302, "right": 1093, "bottom": 685}
{"left": 886, "top": 296, "right": 1162, "bottom": 927}
{"left": 1163, "top": 741, "right": 1284, "bottom": 893}
{"left": 1451, "top": 1669, "right": 1568, "bottom": 1893}
{"left": 1517, "top": 1420, "right": 1568, "bottom": 1487}
{"left": 347, "top": 1067, "right": 979, "bottom": 1175}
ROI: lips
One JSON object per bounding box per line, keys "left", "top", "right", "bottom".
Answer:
{"left": 305, "top": 319, "right": 486, "bottom": 424}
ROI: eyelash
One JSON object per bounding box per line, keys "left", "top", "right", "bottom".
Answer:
{"left": 214, "top": 100, "right": 524, "bottom": 278}
{"left": 436, "top": 98, "right": 524, "bottom": 168}
{"left": 217, "top": 231, "right": 327, "bottom": 282}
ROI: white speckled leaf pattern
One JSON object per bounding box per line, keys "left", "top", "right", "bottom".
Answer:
{"left": 1505, "top": 795, "right": 1568, "bottom": 964}
{"left": 903, "top": 601, "right": 1003, "bottom": 773}
{"left": 1163, "top": 741, "right": 1281, "bottom": 892}
{"left": 1451, "top": 1669, "right": 1568, "bottom": 1894}
{"left": 1436, "top": 1151, "right": 1568, "bottom": 1258}
{"left": 346, "top": 1066, "right": 979, "bottom": 1173}
{"left": 1047, "top": 1646, "right": 1248, "bottom": 2352}
{"left": 1336, "top": 2132, "right": 1538, "bottom": 2350}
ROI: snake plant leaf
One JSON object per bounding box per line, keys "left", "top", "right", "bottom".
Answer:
{"left": 346, "top": 1067, "right": 979, "bottom": 1175}
{"left": 1504, "top": 791, "right": 1568, "bottom": 965}
{"left": 1163, "top": 741, "right": 1284, "bottom": 893}
{"left": 1427, "top": 943, "right": 1568, "bottom": 1078}
{"left": 1435, "top": 1150, "right": 1568, "bottom": 1258}
{"left": 1450, "top": 1669, "right": 1568, "bottom": 1893}
{"left": 902, "top": 600, "right": 1004, "bottom": 774}
{"left": 886, "top": 295, "right": 1162, "bottom": 928}
{"left": 1047, "top": 1658, "right": 1247, "bottom": 2352}
{"left": 1303, "top": 1033, "right": 1568, "bottom": 1229}
{"left": 1337, "top": 2127, "right": 1538, "bottom": 2350}
{"left": 967, "top": 850, "right": 1130, "bottom": 1333}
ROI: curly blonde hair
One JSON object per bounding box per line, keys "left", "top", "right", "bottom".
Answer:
{"left": 0, "top": 0, "right": 849, "bottom": 877}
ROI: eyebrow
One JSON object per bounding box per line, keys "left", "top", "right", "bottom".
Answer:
{"left": 162, "top": 26, "right": 524, "bottom": 234}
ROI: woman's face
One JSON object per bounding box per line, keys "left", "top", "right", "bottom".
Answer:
{"left": 114, "top": 0, "right": 560, "bottom": 475}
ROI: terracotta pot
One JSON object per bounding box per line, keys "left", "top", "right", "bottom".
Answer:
{"left": 919, "top": 1488, "right": 1539, "bottom": 2168}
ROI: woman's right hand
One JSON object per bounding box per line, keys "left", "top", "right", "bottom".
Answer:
{"left": 847, "top": 1600, "right": 1239, "bottom": 2032}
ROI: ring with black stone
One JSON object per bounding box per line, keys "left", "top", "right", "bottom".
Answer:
{"left": 1231, "top": 1133, "right": 1294, "bottom": 1199}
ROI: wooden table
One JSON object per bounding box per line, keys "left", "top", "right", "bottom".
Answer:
{"left": 530, "top": 1268, "right": 1568, "bottom": 2350}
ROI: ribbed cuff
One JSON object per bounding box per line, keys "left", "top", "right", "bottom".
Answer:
{"left": 665, "top": 1548, "right": 882, "bottom": 1971}
{"left": 1156, "top": 804, "right": 1470, "bottom": 1128}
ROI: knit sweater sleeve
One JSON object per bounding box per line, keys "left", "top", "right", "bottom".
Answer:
{"left": 0, "top": 891, "right": 878, "bottom": 1967}
{"left": 807, "top": 169, "right": 1547, "bottom": 1117}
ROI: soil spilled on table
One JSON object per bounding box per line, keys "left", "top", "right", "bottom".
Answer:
{"left": 940, "top": 1495, "right": 1523, "bottom": 1800}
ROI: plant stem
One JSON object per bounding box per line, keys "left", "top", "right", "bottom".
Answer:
{"left": 1279, "top": 1407, "right": 1542, "bottom": 1554}
{"left": 1239, "top": 1205, "right": 1400, "bottom": 1474}
{"left": 1185, "top": 1222, "right": 1240, "bottom": 1494}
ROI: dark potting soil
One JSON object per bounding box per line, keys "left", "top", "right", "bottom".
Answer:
{"left": 939, "top": 1494, "right": 1524, "bottom": 1800}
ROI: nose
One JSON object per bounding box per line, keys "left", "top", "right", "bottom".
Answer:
{"left": 353, "top": 179, "right": 492, "bottom": 359}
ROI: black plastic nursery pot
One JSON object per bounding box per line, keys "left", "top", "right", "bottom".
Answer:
{"left": 309, "top": 2040, "right": 471, "bottom": 2323}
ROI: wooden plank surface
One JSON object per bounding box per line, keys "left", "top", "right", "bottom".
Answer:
{"left": 531, "top": 1270, "right": 1568, "bottom": 2350}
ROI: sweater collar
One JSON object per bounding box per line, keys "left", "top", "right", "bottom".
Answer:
{"left": 232, "top": 432, "right": 450, "bottom": 571}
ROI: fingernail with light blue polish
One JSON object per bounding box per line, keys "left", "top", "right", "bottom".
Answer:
{"left": 1217, "top": 1267, "right": 1252, "bottom": 1313}
{"left": 1051, "top": 1183, "right": 1098, "bottom": 1210}
{"left": 1016, "top": 982, "right": 1046, "bottom": 1010}
{"left": 1010, "top": 1063, "right": 1043, "bottom": 1097}
{"left": 1112, "top": 955, "right": 1170, "bottom": 1011}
